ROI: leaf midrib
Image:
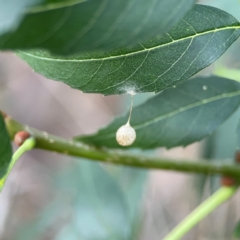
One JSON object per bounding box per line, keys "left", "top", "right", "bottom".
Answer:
{"left": 19, "top": 25, "right": 240, "bottom": 63}
{"left": 91, "top": 89, "right": 240, "bottom": 141}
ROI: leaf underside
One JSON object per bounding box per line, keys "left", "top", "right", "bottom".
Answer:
{"left": 18, "top": 5, "right": 240, "bottom": 95}
{"left": 77, "top": 77, "right": 240, "bottom": 149}
{"left": 0, "top": 114, "right": 12, "bottom": 178}
{"left": 57, "top": 161, "right": 132, "bottom": 239}
{"left": 1, "top": 0, "right": 195, "bottom": 54}
{"left": 0, "top": 0, "right": 83, "bottom": 35}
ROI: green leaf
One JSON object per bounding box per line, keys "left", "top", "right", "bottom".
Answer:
{"left": 18, "top": 5, "right": 240, "bottom": 95}
{"left": 1, "top": 0, "right": 195, "bottom": 54}
{"left": 234, "top": 220, "right": 240, "bottom": 239}
{"left": 0, "top": 114, "right": 12, "bottom": 178}
{"left": 77, "top": 76, "right": 240, "bottom": 149}
{"left": 55, "top": 161, "right": 132, "bottom": 240}
{"left": 0, "top": 0, "right": 36, "bottom": 34}
{"left": 114, "top": 167, "right": 147, "bottom": 239}
{"left": 12, "top": 161, "right": 135, "bottom": 240}
{"left": 0, "top": 0, "right": 83, "bottom": 35}
{"left": 29, "top": 0, "right": 85, "bottom": 11}
{"left": 236, "top": 118, "right": 240, "bottom": 150}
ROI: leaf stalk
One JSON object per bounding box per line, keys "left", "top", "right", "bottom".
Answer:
{"left": 0, "top": 137, "right": 36, "bottom": 190}
{"left": 163, "top": 186, "right": 237, "bottom": 240}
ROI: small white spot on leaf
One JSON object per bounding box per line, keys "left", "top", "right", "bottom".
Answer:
{"left": 118, "top": 84, "right": 137, "bottom": 95}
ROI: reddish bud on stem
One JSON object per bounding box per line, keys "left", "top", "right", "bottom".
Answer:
{"left": 221, "top": 151, "right": 240, "bottom": 186}
{"left": 235, "top": 151, "right": 240, "bottom": 164}
{"left": 14, "top": 131, "right": 30, "bottom": 146}
{"left": 221, "top": 176, "right": 236, "bottom": 187}
{"left": 0, "top": 111, "right": 7, "bottom": 119}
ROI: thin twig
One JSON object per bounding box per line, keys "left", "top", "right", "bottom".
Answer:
{"left": 4, "top": 117, "right": 240, "bottom": 178}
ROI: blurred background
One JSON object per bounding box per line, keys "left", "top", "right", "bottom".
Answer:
{"left": 1, "top": 0, "right": 240, "bottom": 239}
